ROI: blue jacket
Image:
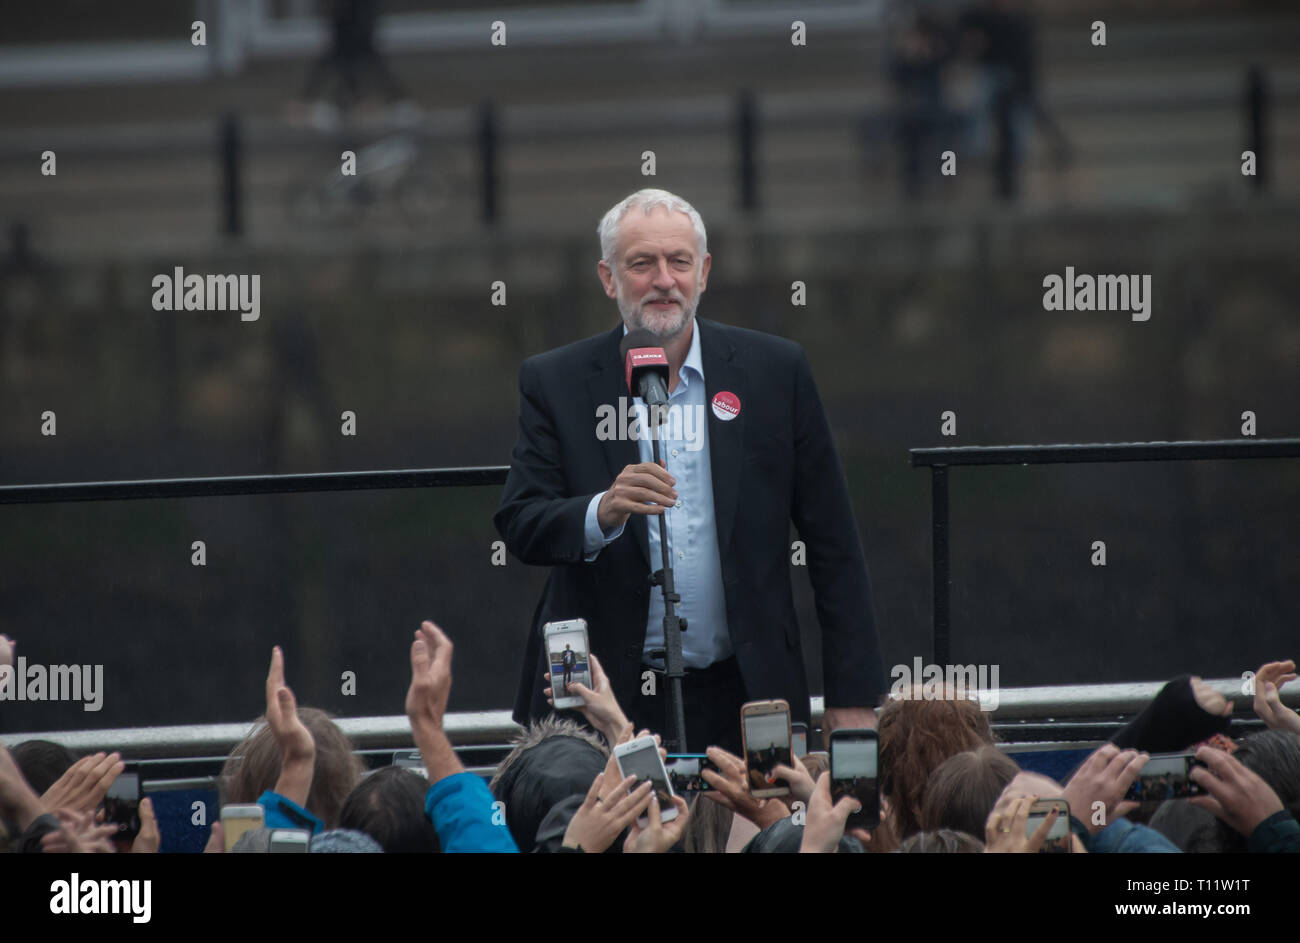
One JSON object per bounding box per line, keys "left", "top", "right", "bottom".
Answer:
{"left": 258, "top": 790, "right": 324, "bottom": 835}
{"left": 1248, "top": 810, "right": 1300, "bottom": 853}
{"left": 424, "top": 772, "right": 518, "bottom": 853}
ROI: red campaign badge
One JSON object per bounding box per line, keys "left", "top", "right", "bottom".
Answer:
{"left": 711, "top": 391, "right": 741, "bottom": 421}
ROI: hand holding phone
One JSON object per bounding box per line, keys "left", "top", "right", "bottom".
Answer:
{"left": 830, "top": 728, "right": 879, "bottom": 828}
{"left": 544, "top": 620, "right": 593, "bottom": 711}
{"left": 614, "top": 735, "right": 678, "bottom": 828}
{"left": 741, "top": 700, "right": 793, "bottom": 799}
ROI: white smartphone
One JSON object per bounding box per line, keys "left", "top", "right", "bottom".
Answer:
{"left": 221, "top": 804, "right": 265, "bottom": 852}
{"left": 613, "top": 735, "right": 678, "bottom": 828}
{"left": 741, "top": 699, "right": 793, "bottom": 799}
{"left": 544, "top": 618, "right": 591, "bottom": 711}
{"left": 269, "top": 829, "right": 311, "bottom": 853}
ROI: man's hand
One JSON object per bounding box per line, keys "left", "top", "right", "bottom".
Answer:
{"left": 821, "top": 706, "right": 877, "bottom": 748}
{"left": 1190, "top": 745, "right": 1285, "bottom": 837}
{"left": 40, "top": 751, "right": 124, "bottom": 816}
{"left": 405, "top": 620, "right": 463, "bottom": 784}
{"left": 266, "top": 646, "right": 315, "bottom": 808}
{"left": 545, "top": 652, "right": 632, "bottom": 745}
{"left": 1253, "top": 661, "right": 1300, "bottom": 736}
{"left": 701, "top": 746, "right": 789, "bottom": 829}
{"left": 596, "top": 462, "right": 677, "bottom": 532}
{"left": 562, "top": 761, "right": 654, "bottom": 853}
{"left": 1062, "top": 743, "right": 1146, "bottom": 835}
{"left": 624, "top": 793, "right": 689, "bottom": 854}
{"left": 799, "top": 772, "right": 858, "bottom": 853}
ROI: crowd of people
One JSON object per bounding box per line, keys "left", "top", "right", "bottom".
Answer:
{"left": 2, "top": 627, "right": 1299, "bottom": 854}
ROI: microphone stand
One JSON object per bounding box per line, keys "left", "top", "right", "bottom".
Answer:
{"left": 647, "top": 413, "right": 689, "bottom": 754}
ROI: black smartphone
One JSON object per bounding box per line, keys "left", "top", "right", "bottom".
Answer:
{"left": 104, "top": 769, "right": 142, "bottom": 845}
{"left": 664, "top": 754, "right": 719, "bottom": 794}
{"left": 1124, "top": 753, "right": 1207, "bottom": 802}
{"left": 830, "top": 728, "right": 879, "bottom": 828}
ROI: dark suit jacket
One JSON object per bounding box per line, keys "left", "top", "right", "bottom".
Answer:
{"left": 494, "top": 318, "right": 884, "bottom": 727}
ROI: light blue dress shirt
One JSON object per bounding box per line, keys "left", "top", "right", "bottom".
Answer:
{"left": 582, "top": 322, "right": 733, "bottom": 668}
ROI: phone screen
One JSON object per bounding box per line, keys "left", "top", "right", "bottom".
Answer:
{"left": 831, "top": 734, "right": 879, "bottom": 827}
{"left": 393, "top": 751, "right": 427, "bottom": 780}
{"left": 791, "top": 723, "right": 808, "bottom": 759}
{"left": 743, "top": 710, "right": 792, "bottom": 788}
{"left": 546, "top": 623, "right": 592, "bottom": 700}
{"left": 104, "top": 771, "right": 141, "bottom": 842}
{"left": 665, "top": 754, "right": 716, "bottom": 794}
{"left": 617, "top": 741, "right": 674, "bottom": 815}
{"left": 222, "top": 808, "right": 265, "bottom": 852}
{"left": 1124, "top": 753, "right": 1205, "bottom": 801}
{"left": 1027, "top": 802, "right": 1070, "bottom": 853}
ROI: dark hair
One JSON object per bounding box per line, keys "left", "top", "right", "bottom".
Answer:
{"left": 897, "top": 829, "right": 985, "bottom": 853}
{"left": 12, "top": 740, "right": 77, "bottom": 795}
{"left": 339, "top": 766, "right": 441, "bottom": 853}
{"left": 1189, "top": 731, "right": 1300, "bottom": 853}
{"left": 920, "top": 745, "right": 1020, "bottom": 838}
{"left": 221, "top": 707, "right": 364, "bottom": 830}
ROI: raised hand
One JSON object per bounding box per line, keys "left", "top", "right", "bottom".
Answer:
{"left": 624, "top": 793, "right": 689, "bottom": 854}
{"left": 1253, "top": 661, "right": 1300, "bottom": 736}
{"left": 799, "top": 771, "right": 860, "bottom": 853}
{"left": 266, "top": 646, "right": 315, "bottom": 808}
{"left": 41, "top": 752, "right": 125, "bottom": 816}
{"left": 1190, "top": 745, "right": 1285, "bottom": 837}
{"left": 1062, "top": 743, "right": 1146, "bottom": 835}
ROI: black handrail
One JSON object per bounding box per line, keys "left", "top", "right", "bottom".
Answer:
{"left": 0, "top": 466, "right": 510, "bottom": 505}
{"left": 909, "top": 438, "right": 1300, "bottom": 666}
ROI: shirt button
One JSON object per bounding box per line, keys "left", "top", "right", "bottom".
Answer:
{"left": 675, "top": 500, "right": 682, "bottom": 508}
{"left": 671, "top": 449, "right": 679, "bottom": 457}
{"left": 677, "top": 551, "right": 685, "bottom": 560}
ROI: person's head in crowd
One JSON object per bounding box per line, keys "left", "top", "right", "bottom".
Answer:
{"left": 221, "top": 706, "right": 364, "bottom": 829}
{"left": 1188, "top": 730, "right": 1300, "bottom": 853}
{"left": 490, "top": 716, "right": 608, "bottom": 852}
{"left": 878, "top": 688, "right": 996, "bottom": 843}
{"left": 11, "top": 740, "right": 77, "bottom": 796}
{"left": 920, "top": 745, "right": 1020, "bottom": 837}
{"left": 897, "top": 829, "right": 985, "bottom": 853}
{"left": 800, "top": 752, "right": 829, "bottom": 781}
{"left": 340, "top": 766, "right": 441, "bottom": 853}
{"left": 310, "top": 829, "right": 384, "bottom": 853}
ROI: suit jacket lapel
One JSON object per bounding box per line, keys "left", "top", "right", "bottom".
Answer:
{"left": 700, "top": 319, "right": 746, "bottom": 556}
{"left": 587, "top": 325, "right": 650, "bottom": 571}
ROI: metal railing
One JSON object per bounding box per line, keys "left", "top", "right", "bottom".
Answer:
{"left": 909, "top": 438, "right": 1300, "bottom": 667}
{"left": 5, "top": 678, "right": 1297, "bottom": 762}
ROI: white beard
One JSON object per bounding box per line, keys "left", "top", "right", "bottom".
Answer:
{"left": 617, "top": 281, "right": 699, "bottom": 340}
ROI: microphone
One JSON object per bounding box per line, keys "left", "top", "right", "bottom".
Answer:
{"left": 620, "top": 329, "right": 670, "bottom": 409}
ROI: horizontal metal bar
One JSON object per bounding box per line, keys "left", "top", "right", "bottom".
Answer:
{"left": 910, "top": 438, "right": 1300, "bottom": 468}
{"left": 5, "top": 681, "right": 1293, "bottom": 758}
{"left": 0, "top": 466, "right": 510, "bottom": 505}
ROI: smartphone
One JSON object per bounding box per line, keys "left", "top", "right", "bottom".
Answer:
{"left": 741, "top": 699, "right": 792, "bottom": 798}
{"left": 543, "top": 618, "right": 592, "bottom": 711}
{"left": 269, "top": 829, "right": 311, "bottom": 853}
{"left": 1027, "top": 799, "right": 1070, "bottom": 853}
{"left": 1123, "top": 752, "right": 1207, "bottom": 802}
{"left": 830, "top": 728, "right": 879, "bottom": 828}
{"left": 103, "top": 769, "right": 141, "bottom": 845}
{"left": 221, "top": 804, "right": 265, "bottom": 852}
{"left": 664, "top": 754, "right": 719, "bottom": 794}
{"left": 393, "top": 750, "right": 427, "bottom": 780}
{"left": 614, "top": 735, "right": 678, "bottom": 827}
{"left": 791, "top": 722, "right": 809, "bottom": 759}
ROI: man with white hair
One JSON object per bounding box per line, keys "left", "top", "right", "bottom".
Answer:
{"left": 495, "top": 189, "right": 883, "bottom": 753}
